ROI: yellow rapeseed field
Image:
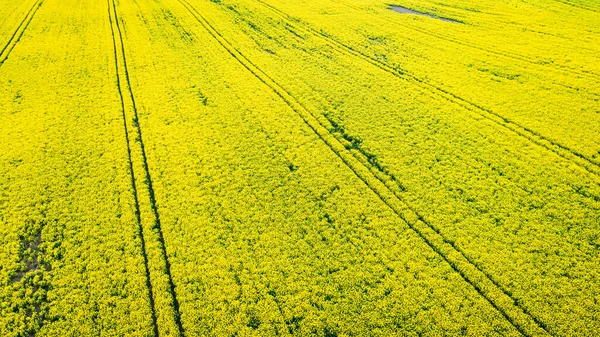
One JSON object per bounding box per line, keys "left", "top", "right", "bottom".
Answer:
{"left": 0, "top": 0, "right": 598, "bottom": 336}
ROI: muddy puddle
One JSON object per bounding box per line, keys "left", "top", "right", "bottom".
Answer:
{"left": 388, "top": 5, "right": 460, "bottom": 23}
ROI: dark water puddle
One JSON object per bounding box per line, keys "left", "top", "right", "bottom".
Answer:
{"left": 388, "top": 5, "right": 460, "bottom": 23}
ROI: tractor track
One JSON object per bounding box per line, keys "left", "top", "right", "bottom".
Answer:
{"left": 0, "top": 0, "right": 44, "bottom": 67}
{"left": 171, "top": 0, "right": 553, "bottom": 335}
{"left": 331, "top": 0, "right": 600, "bottom": 80}
{"left": 107, "top": 1, "right": 159, "bottom": 335}
{"left": 108, "top": 0, "right": 185, "bottom": 335}
{"left": 552, "top": 0, "right": 600, "bottom": 13}
{"left": 250, "top": 0, "right": 600, "bottom": 180}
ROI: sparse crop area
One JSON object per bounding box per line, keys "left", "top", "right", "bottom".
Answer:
{"left": 0, "top": 0, "right": 598, "bottom": 336}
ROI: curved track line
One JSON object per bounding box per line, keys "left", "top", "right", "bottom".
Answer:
{"left": 250, "top": 0, "right": 600, "bottom": 180}
{"left": 173, "top": 0, "right": 552, "bottom": 335}
{"left": 109, "top": 0, "right": 185, "bottom": 335}
{"left": 0, "top": 0, "right": 43, "bottom": 67}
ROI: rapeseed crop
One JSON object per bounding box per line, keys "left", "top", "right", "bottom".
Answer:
{"left": 0, "top": 0, "right": 155, "bottom": 335}
{"left": 0, "top": 0, "right": 598, "bottom": 335}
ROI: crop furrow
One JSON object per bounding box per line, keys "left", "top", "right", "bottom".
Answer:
{"left": 0, "top": 0, "right": 43, "bottom": 67}
{"left": 108, "top": 0, "right": 185, "bottom": 335}
{"left": 171, "top": 0, "right": 551, "bottom": 335}
{"left": 248, "top": 0, "right": 600, "bottom": 180}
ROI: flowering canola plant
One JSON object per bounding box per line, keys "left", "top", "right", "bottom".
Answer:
{"left": 0, "top": 0, "right": 598, "bottom": 335}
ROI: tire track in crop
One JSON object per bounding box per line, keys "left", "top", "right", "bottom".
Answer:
{"left": 551, "top": 0, "right": 600, "bottom": 13}
{"left": 250, "top": 0, "right": 600, "bottom": 180}
{"left": 331, "top": 0, "right": 600, "bottom": 80}
{"left": 143, "top": 0, "right": 405, "bottom": 329}
{"left": 0, "top": 0, "right": 43, "bottom": 67}
{"left": 107, "top": 2, "right": 159, "bottom": 335}
{"left": 343, "top": 0, "right": 600, "bottom": 80}
{"left": 171, "top": 0, "right": 551, "bottom": 335}
{"left": 108, "top": 0, "right": 184, "bottom": 335}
